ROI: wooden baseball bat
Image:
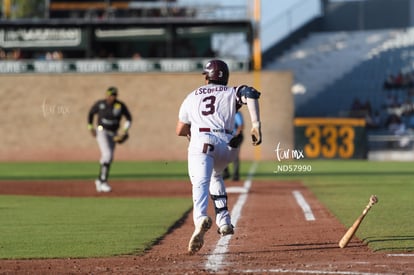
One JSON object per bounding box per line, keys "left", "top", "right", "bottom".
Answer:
{"left": 338, "top": 195, "right": 378, "bottom": 248}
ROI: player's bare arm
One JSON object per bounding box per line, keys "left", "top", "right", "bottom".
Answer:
{"left": 237, "top": 85, "right": 262, "bottom": 146}
{"left": 176, "top": 121, "right": 191, "bottom": 137}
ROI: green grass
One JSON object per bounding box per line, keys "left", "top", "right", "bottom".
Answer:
{"left": 0, "top": 160, "right": 413, "bottom": 258}
{"left": 0, "top": 161, "right": 189, "bottom": 180}
{"left": 0, "top": 195, "right": 191, "bottom": 259}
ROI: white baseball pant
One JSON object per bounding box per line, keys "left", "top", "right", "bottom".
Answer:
{"left": 188, "top": 132, "right": 238, "bottom": 228}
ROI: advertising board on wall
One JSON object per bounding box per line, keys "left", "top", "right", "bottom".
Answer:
{"left": 0, "top": 59, "right": 249, "bottom": 74}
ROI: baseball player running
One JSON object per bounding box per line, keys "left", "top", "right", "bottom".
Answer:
{"left": 87, "top": 86, "right": 132, "bottom": 192}
{"left": 176, "top": 59, "right": 262, "bottom": 254}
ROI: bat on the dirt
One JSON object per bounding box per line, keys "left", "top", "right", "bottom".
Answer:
{"left": 338, "top": 195, "right": 378, "bottom": 248}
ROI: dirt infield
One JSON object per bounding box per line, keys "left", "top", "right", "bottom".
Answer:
{"left": 0, "top": 179, "right": 412, "bottom": 274}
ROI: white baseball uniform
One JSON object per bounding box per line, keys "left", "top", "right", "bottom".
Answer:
{"left": 178, "top": 83, "right": 241, "bottom": 228}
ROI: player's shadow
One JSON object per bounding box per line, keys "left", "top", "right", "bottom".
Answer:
{"left": 363, "top": 235, "right": 414, "bottom": 251}
{"left": 272, "top": 241, "right": 365, "bottom": 251}
{"left": 146, "top": 207, "right": 192, "bottom": 249}
{"left": 116, "top": 172, "right": 188, "bottom": 179}
{"left": 220, "top": 242, "right": 366, "bottom": 256}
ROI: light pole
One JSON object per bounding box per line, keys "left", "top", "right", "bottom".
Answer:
{"left": 3, "top": 0, "right": 11, "bottom": 19}
{"left": 252, "top": 0, "right": 261, "bottom": 71}
{"left": 44, "top": 0, "right": 50, "bottom": 18}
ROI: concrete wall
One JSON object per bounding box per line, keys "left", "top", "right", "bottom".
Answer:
{"left": 0, "top": 71, "right": 293, "bottom": 161}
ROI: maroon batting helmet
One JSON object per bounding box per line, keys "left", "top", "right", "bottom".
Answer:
{"left": 202, "top": 59, "right": 229, "bottom": 85}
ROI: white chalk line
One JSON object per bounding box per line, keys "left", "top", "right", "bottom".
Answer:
{"left": 204, "top": 162, "right": 258, "bottom": 272}
{"left": 226, "top": 186, "right": 248, "bottom": 194}
{"left": 387, "top": 253, "right": 414, "bottom": 257}
{"left": 292, "top": 190, "right": 316, "bottom": 221}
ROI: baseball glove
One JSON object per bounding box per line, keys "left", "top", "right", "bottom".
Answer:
{"left": 113, "top": 132, "right": 129, "bottom": 144}
{"left": 228, "top": 134, "right": 244, "bottom": 148}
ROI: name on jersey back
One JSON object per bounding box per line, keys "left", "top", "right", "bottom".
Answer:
{"left": 195, "top": 86, "right": 228, "bottom": 95}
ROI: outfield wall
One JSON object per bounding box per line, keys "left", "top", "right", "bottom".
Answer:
{"left": 0, "top": 71, "right": 293, "bottom": 161}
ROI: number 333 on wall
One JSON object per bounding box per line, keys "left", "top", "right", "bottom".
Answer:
{"left": 294, "top": 118, "right": 367, "bottom": 159}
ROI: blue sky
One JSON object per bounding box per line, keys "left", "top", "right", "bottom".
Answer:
{"left": 254, "top": 0, "right": 321, "bottom": 50}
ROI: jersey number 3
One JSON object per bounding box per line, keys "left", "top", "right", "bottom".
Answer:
{"left": 201, "top": 96, "right": 216, "bottom": 115}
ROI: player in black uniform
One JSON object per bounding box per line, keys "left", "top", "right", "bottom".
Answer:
{"left": 87, "top": 87, "right": 132, "bottom": 192}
